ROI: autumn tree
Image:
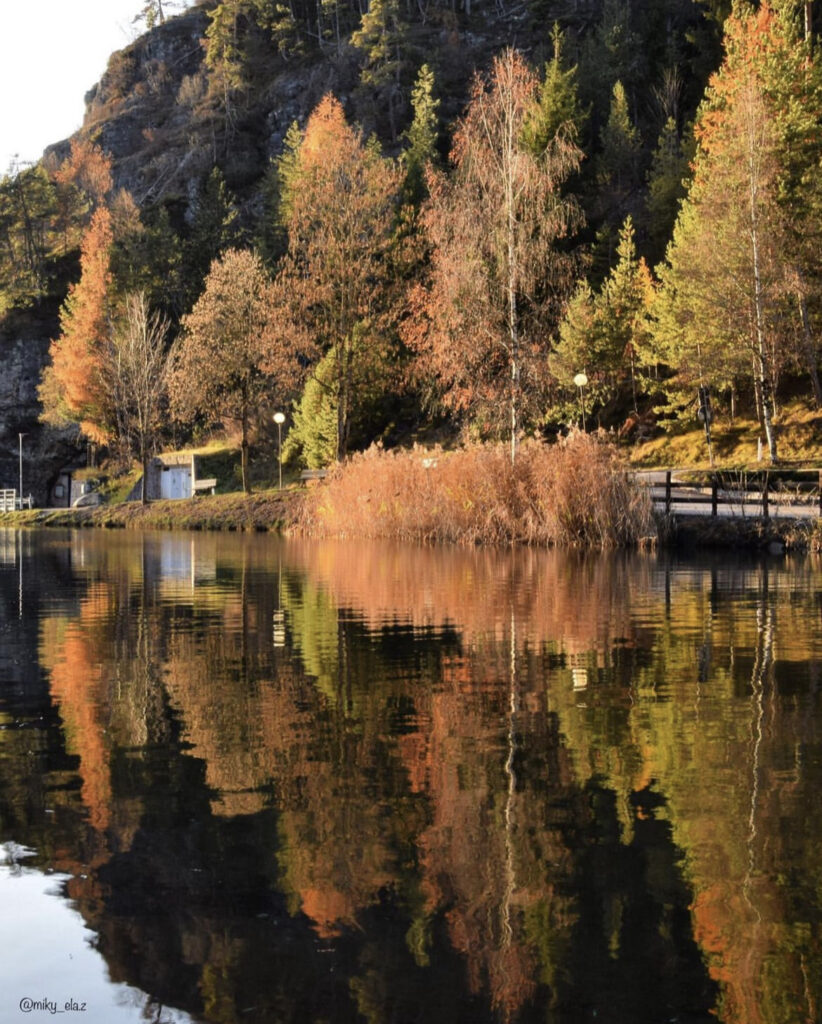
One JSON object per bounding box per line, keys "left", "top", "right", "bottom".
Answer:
{"left": 649, "top": 4, "right": 792, "bottom": 460}
{"left": 110, "top": 292, "right": 171, "bottom": 502}
{"left": 169, "top": 248, "right": 301, "bottom": 492}
{"left": 764, "top": 0, "right": 822, "bottom": 406}
{"left": 404, "top": 49, "right": 583, "bottom": 461}
{"left": 53, "top": 138, "right": 113, "bottom": 218}
{"left": 272, "top": 94, "right": 401, "bottom": 463}
{"left": 39, "top": 206, "right": 116, "bottom": 444}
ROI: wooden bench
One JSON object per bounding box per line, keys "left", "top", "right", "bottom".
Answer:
{"left": 300, "top": 469, "right": 327, "bottom": 483}
{"left": 192, "top": 477, "right": 217, "bottom": 495}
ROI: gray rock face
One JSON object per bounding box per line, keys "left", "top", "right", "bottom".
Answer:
{"left": 0, "top": 326, "right": 82, "bottom": 506}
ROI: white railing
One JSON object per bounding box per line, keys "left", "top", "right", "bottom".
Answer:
{"left": 0, "top": 490, "right": 32, "bottom": 511}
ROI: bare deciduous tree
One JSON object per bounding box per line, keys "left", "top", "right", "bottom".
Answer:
{"left": 110, "top": 292, "right": 171, "bottom": 503}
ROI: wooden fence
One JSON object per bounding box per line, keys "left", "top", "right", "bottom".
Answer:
{"left": 645, "top": 470, "right": 822, "bottom": 520}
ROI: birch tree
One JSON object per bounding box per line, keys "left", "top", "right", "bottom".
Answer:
{"left": 110, "top": 293, "right": 171, "bottom": 502}
{"left": 404, "top": 48, "right": 583, "bottom": 462}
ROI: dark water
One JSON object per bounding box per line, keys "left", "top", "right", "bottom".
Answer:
{"left": 1, "top": 528, "right": 821, "bottom": 1024}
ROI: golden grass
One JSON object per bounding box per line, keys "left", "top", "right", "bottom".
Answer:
{"left": 630, "top": 399, "right": 822, "bottom": 469}
{"left": 298, "top": 433, "right": 655, "bottom": 548}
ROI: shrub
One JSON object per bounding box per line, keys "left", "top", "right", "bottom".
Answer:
{"left": 298, "top": 433, "right": 655, "bottom": 548}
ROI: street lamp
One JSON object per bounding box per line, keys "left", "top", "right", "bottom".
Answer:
{"left": 18, "top": 433, "right": 25, "bottom": 509}
{"left": 573, "top": 373, "right": 588, "bottom": 431}
{"left": 273, "top": 412, "right": 285, "bottom": 490}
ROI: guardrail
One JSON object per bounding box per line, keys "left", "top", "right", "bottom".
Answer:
{"left": 0, "top": 490, "right": 32, "bottom": 512}
{"left": 645, "top": 470, "right": 822, "bottom": 519}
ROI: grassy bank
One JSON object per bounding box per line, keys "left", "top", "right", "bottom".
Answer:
{"left": 0, "top": 488, "right": 303, "bottom": 532}
{"left": 630, "top": 399, "right": 822, "bottom": 469}
{"left": 298, "top": 434, "right": 655, "bottom": 548}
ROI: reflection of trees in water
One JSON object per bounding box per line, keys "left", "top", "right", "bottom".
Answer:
{"left": 5, "top": 534, "right": 822, "bottom": 1021}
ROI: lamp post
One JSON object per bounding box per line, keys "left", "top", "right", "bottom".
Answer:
{"left": 273, "top": 412, "right": 285, "bottom": 490}
{"left": 18, "top": 433, "right": 25, "bottom": 509}
{"left": 573, "top": 373, "right": 588, "bottom": 431}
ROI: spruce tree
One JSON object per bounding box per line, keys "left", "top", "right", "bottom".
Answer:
{"left": 521, "top": 23, "right": 588, "bottom": 158}
{"left": 401, "top": 64, "right": 440, "bottom": 206}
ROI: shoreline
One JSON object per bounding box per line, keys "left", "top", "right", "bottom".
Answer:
{"left": 1, "top": 491, "right": 820, "bottom": 552}
{"left": 0, "top": 489, "right": 304, "bottom": 534}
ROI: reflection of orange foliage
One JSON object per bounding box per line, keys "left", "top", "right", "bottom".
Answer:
{"left": 300, "top": 888, "right": 356, "bottom": 939}
{"left": 691, "top": 884, "right": 769, "bottom": 1024}
{"left": 285, "top": 538, "right": 647, "bottom": 659}
{"left": 44, "top": 616, "right": 112, "bottom": 832}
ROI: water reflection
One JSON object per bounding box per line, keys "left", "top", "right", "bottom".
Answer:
{"left": 0, "top": 530, "right": 821, "bottom": 1022}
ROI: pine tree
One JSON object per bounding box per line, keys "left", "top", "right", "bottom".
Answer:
{"left": 184, "top": 167, "right": 239, "bottom": 307}
{"left": 351, "top": 0, "right": 410, "bottom": 140}
{"left": 522, "top": 23, "right": 588, "bottom": 158}
{"left": 646, "top": 116, "right": 692, "bottom": 264}
{"left": 597, "top": 81, "right": 643, "bottom": 221}
{"left": 400, "top": 64, "right": 440, "bottom": 206}
{"left": 204, "top": 0, "right": 249, "bottom": 127}
{"left": 552, "top": 217, "right": 653, "bottom": 421}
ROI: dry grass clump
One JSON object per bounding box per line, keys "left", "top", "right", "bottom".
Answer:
{"left": 298, "top": 433, "right": 655, "bottom": 548}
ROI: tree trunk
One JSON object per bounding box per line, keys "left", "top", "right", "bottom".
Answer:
{"left": 748, "top": 128, "right": 777, "bottom": 463}
{"left": 336, "top": 344, "right": 351, "bottom": 463}
{"left": 795, "top": 270, "right": 822, "bottom": 408}
{"left": 141, "top": 447, "right": 150, "bottom": 505}
{"left": 241, "top": 395, "right": 251, "bottom": 493}
{"left": 505, "top": 94, "right": 518, "bottom": 467}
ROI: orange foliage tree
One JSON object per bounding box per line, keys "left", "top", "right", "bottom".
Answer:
{"left": 169, "top": 247, "right": 305, "bottom": 492}
{"left": 38, "top": 206, "right": 116, "bottom": 444}
{"left": 272, "top": 94, "right": 401, "bottom": 462}
{"left": 403, "top": 49, "right": 584, "bottom": 461}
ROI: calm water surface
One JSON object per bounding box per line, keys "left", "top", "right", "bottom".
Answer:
{"left": 1, "top": 528, "right": 821, "bottom": 1024}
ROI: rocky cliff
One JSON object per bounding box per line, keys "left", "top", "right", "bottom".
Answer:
{"left": 0, "top": 304, "right": 81, "bottom": 502}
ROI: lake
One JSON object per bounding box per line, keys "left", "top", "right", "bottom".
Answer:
{"left": 0, "top": 528, "right": 820, "bottom": 1024}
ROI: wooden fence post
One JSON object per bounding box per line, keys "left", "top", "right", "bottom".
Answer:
{"left": 711, "top": 478, "right": 718, "bottom": 516}
{"left": 665, "top": 471, "right": 671, "bottom": 515}
{"left": 762, "top": 472, "right": 769, "bottom": 520}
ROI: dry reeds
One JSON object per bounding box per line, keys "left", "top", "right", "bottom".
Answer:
{"left": 297, "top": 433, "right": 655, "bottom": 548}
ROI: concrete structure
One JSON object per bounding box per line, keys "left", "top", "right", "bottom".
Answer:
{"left": 131, "top": 453, "right": 217, "bottom": 501}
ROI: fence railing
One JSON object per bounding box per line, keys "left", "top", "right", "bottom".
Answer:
{"left": 644, "top": 470, "right": 822, "bottom": 519}
{"left": 0, "top": 490, "right": 33, "bottom": 512}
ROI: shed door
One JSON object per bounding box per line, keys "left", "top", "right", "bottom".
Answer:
{"left": 160, "top": 467, "right": 191, "bottom": 500}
